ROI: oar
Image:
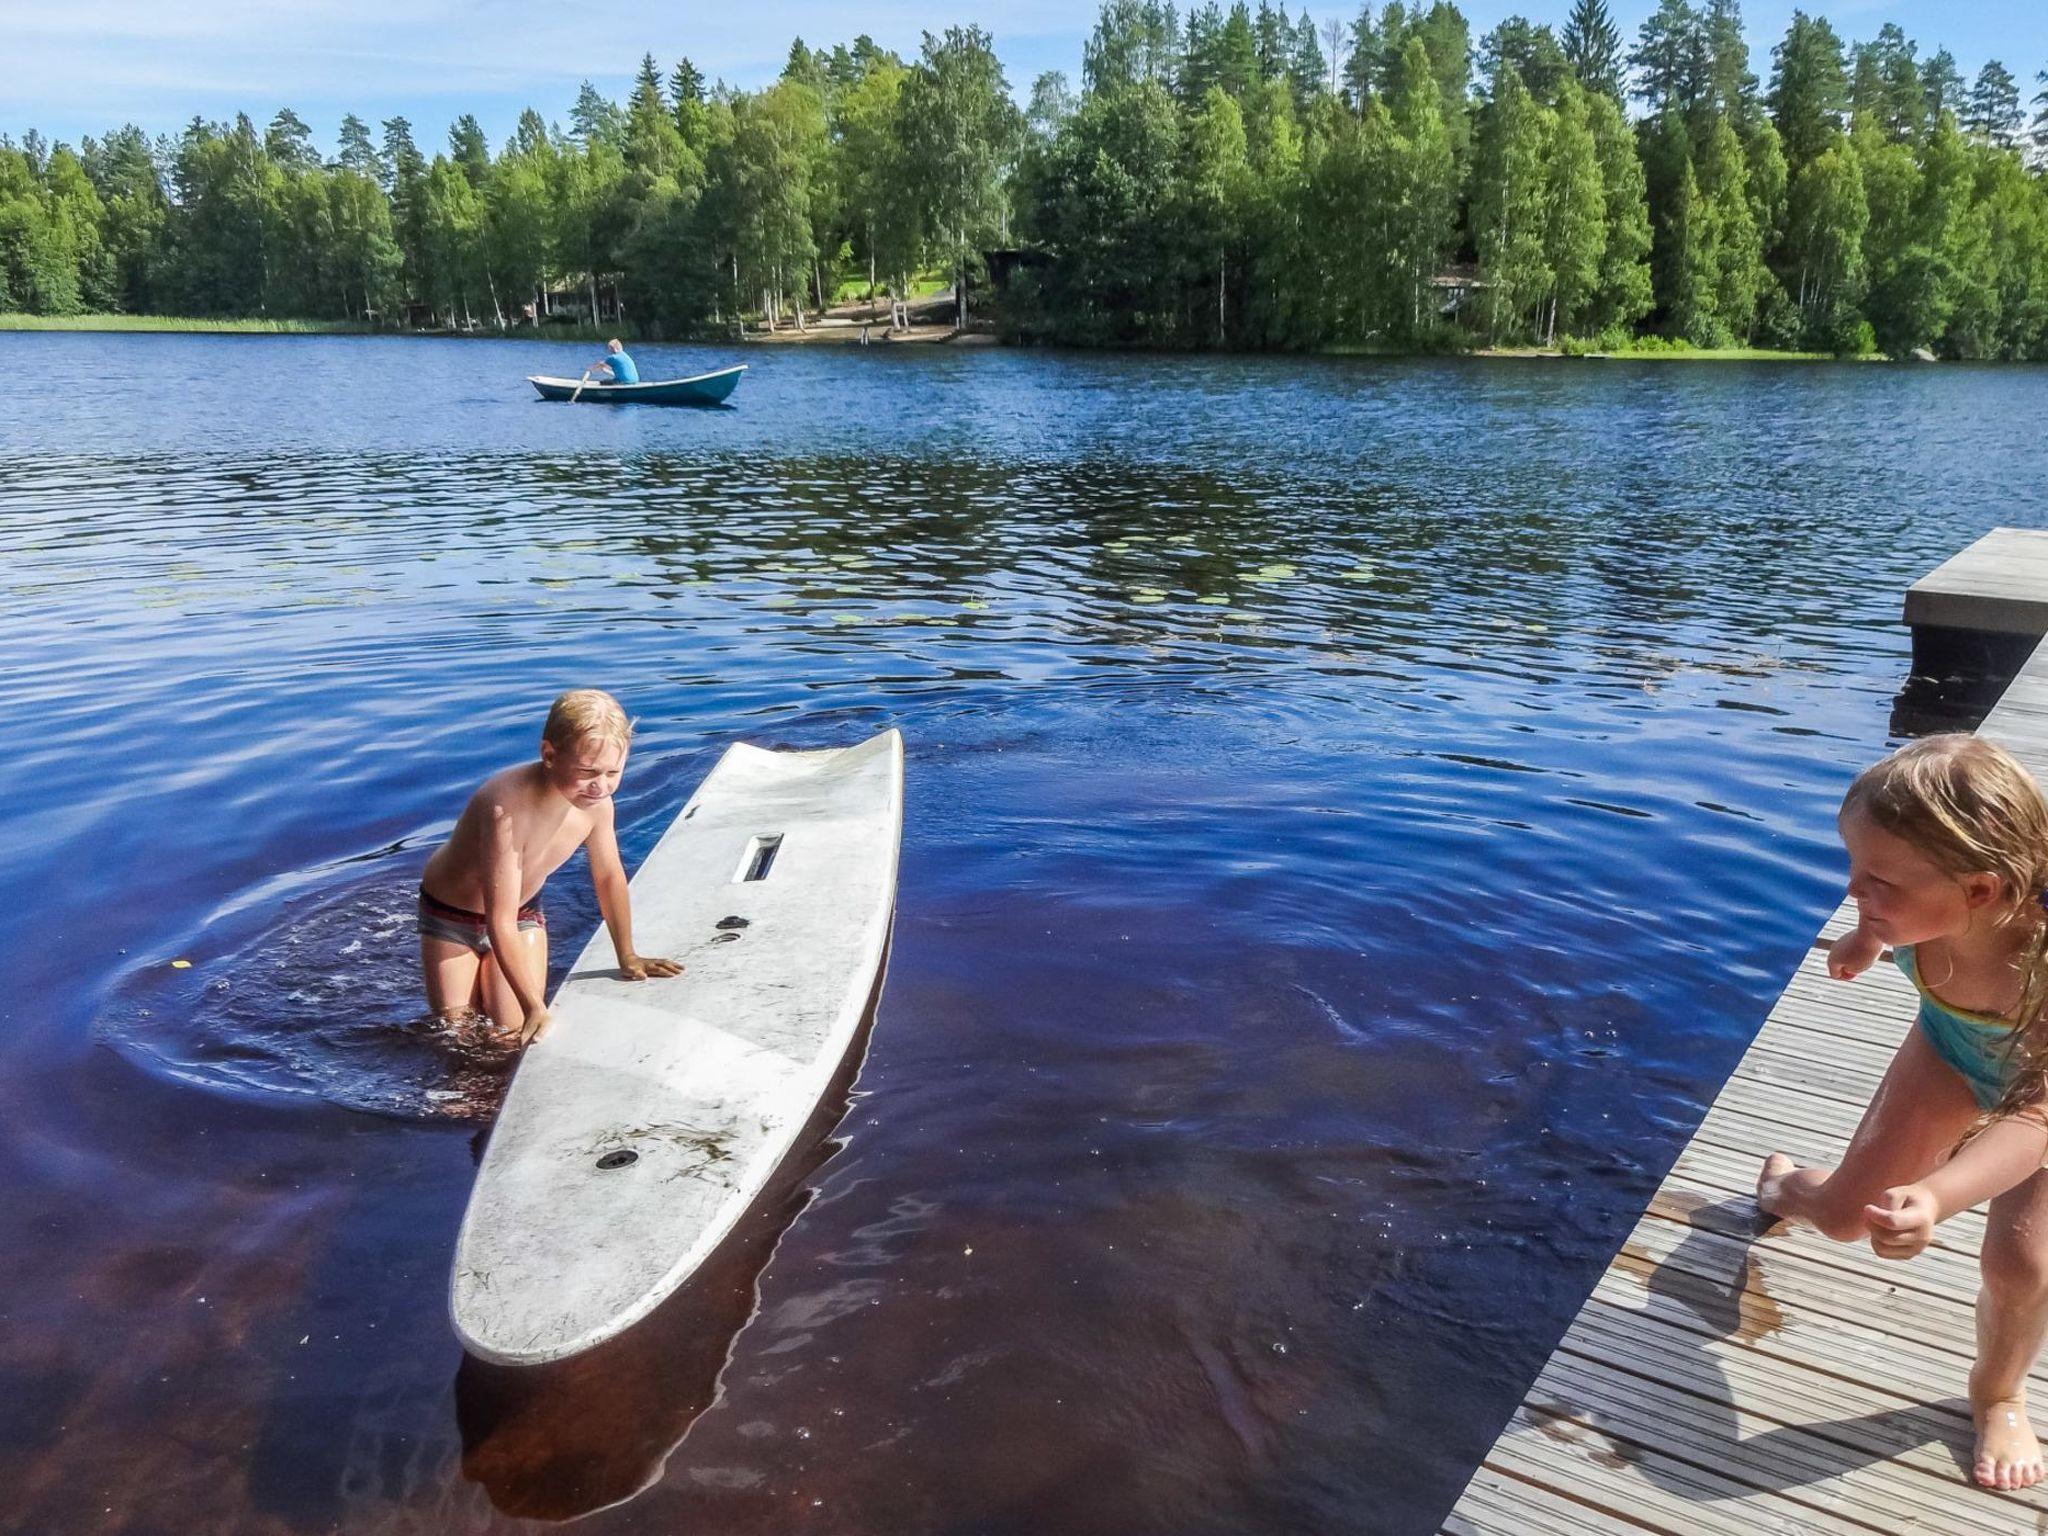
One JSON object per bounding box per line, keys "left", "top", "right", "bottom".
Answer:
{"left": 567, "top": 367, "right": 593, "bottom": 404}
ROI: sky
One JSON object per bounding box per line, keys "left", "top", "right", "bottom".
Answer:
{"left": 8, "top": 0, "right": 2044, "bottom": 153}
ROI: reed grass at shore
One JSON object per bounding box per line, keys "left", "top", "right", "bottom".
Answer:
{"left": 0, "top": 313, "right": 371, "bottom": 334}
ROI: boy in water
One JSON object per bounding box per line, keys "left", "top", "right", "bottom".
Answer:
{"left": 418, "top": 690, "right": 681, "bottom": 1043}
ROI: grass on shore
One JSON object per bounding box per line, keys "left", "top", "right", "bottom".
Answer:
{"left": 0, "top": 312, "right": 748, "bottom": 344}
{"left": 826, "top": 272, "right": 953, "bottom": 307}
{"left": 0, "top": 312, "right": 373, "bottom": 334}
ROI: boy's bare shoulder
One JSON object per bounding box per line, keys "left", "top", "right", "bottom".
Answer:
{"left": 471, "top": 762, "right": 541, "bottom": 805}
{"left": 457, "top": 764, "right": 543, "bottom": 825}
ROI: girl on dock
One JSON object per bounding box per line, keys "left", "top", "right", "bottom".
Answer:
{"left": 1759, "top": 734, "right": 2048, "bottom": 1491}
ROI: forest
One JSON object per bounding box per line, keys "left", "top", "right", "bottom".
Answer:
{"left": 3, "top": 0, "right": 2047, "bottom": 357}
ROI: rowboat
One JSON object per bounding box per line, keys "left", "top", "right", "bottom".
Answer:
{"left": 451, "top": 729, "right": 903, "bottom": 1366}
{"left": 527, "top": 364, "right": 746, "bottom": 406}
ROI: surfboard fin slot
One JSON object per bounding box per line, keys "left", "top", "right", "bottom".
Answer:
{"left": 737, "top": 834, "right": 783, "bottom": 883}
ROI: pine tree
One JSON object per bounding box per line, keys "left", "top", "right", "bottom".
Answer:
{"left": 1215, "top": 5, "right": 1263, "bottom": 98}
{"left": 336, "top": 115, "right": 379, "bottom": 179}
{"left": 1629, "top": 0, "right": 1710, "bottom": 117}
{"left": 265, "top": 109, "right": 320, "bottom": 172}
{"left": 1343, "top": 5, "right": 1379, "bottom": 105}
{"left": 1921, "top": 51, "right": 1964, "bottom": 125}
{"left": 1968, "top": 61, "right": 2023, "bottom": 148}
{"left": 1253, "top": 2, "right": 1291, "bottom": 81}
{"left": 1480, "top": 20, "right": 1568, "bottom": 105}
{"left": 1561, "top": 0, "right": 1623, "bottom": 101}
{"left": 670, "top": 59, "right": 711, "bottom": 153}
{"left": 1288, "top": 10, "right": 1327, "bottom": 110}
{"left": 448, "top": 115, "right": 489, "bottom": 187}
{"left": 1703, "top": 0, "right": 1755, "bottom": 119}
{"left": 1872, "top": 25, "right": 1922, "bottom": 141}
{"left": 570, "top": 83, "right": 625, "bottom": 149}
{"left": 1767, "top": 12, "right": 1848, "bottom": 170}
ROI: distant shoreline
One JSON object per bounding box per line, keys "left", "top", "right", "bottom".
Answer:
{"left": 0, "top": 313, "right": 1902, "bottom": 363}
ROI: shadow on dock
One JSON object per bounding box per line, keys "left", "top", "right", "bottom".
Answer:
{"left": 1526, "top": 1193, "right": 1976, "bottom": 1499}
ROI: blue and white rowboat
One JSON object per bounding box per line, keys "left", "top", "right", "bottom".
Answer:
{"left": 528, "top": 364, "right": 746, "bottom": 407}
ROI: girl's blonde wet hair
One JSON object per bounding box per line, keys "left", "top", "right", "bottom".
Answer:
{"left": 542, "top": 689, "right": 633, "bottom": 752}
{"left": 1844, "top": 733, "right": 2048, "bottom": 1126}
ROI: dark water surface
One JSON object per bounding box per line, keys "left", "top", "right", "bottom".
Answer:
{"left": 3, "top": 333, "right": 2043, "bottom": 1534}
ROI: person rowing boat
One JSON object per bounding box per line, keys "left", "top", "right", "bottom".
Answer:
{"left": 589, "top": 338, "right": 638, "bottom": 385}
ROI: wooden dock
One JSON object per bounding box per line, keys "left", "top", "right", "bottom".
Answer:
{"left": 1444, "top": 530, "right": 2048, "bottom": 1536}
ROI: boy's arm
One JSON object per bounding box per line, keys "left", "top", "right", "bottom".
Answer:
{"left": 1866, "top": 1111, "right": 2048, "bottom": 1259}
{"left": 586, "top": 803, "right": 683, "bottom": 982}
{"left": 483, "top": 804, "right": 549, "bottom": 1029}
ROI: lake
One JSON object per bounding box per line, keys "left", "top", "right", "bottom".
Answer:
{"left": 3, "top": 333, "right": 2042, "bottom": 1533}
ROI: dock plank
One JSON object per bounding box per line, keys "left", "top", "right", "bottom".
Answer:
{"left": 1443, "top": 543, "right": 2048, "bottom": 1534}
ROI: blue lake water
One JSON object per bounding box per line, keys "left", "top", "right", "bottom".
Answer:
{"left": 2, "top": 332, "right": 2043, "bottom": 1532}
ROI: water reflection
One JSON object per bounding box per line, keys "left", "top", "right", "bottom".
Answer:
{"left": 2, "top": 340, "right": 2044, "bottom": 1534}
{"left": 458, "top": 995, "right": 881, "bottom": 1522}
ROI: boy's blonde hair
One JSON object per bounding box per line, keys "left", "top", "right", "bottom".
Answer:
{"left": 542, "top": 689, "right": 633, "bottom": 752}
{"left": 1845, "top": 734, "right": 2048, "bottom": 1125}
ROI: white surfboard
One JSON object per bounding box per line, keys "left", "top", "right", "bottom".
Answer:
{"left": 450, "top": 729, "right": 903, "bottom": 1366}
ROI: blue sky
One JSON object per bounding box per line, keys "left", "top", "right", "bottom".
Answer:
{"left": 11, "top": 1, "right": 2044, "bottom": 152}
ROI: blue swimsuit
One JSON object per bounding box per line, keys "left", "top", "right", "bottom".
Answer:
{"left": 1895, "top": 943, "right": 2016, "bottom": 1110}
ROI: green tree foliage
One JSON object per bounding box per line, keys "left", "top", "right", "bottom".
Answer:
{"left": 1630, "top": 0, "right": 1710, "bottom": 118}
{"left": 1021, "top": 81, "right": 1186, "bottom": 343}
{"left": 448, "top": 116, "right": 490, "bottom": 186}
{"left": 896, "top": 26, "right": 1022, "bottom": 328}
{"left": 1388, "top": 35, "right": 1458, "bottom": 340}
{"left": 1786, "top": 139, "right": 1868, "bottom": 348}
{"left": 1769, "top": 12, "right": 1848, "bottom": 170}
{"left": 265, "top": 110, "right": 321, "bottom": 173}
{"left": 1542, "top": 82, "right": 1605, "bottom": 338}
{"left": 1587, "top": 89, "right": 1654, "bottom": 332}
{"left": 0, "top": 147, "right": 84, "bottom": 314}
{"left": 1560, "top": 0, "right": 1623, "bottom": 101}
{"left": 1661, "top": 155, "right": 1721, "bottom": 342}
{"left": 1084, "top": 1, "right": 1182, "bottom": 93}
{"left": 718, "top": 80, "right": 828, "bottom": 325}
{"left": 1967, "top": 62, "right": 2023, "bottom": 149}
{"left": 1470, "top": 65, "right": 1553, "bottom": 338}
{"left": 838, "top": 54, "right": 914, "bottom": 301}
{"left": 336, "top": 116, "right": 379, "bottom": 179}
{"left": 1181, "top": 87, "right": 1252, "bottom": 342}
{"left": 1702, "top": 0, "right": 1754, "bottom": 119}
{"left": 1694, "top": 110, "right": 1762, "bottom": 338}
{"left": 10, "top": 3, "right": 2048, "bottom": 366}
{"left": 1481, "top": 18, "right": 1569, "bottom": 105}
{"left": 1922, "top": 52, "right": 1965, "bottom": 125}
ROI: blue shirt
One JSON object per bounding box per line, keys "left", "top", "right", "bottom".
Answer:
{"left": 605, "top": 351, "right": 639, "bottom": 385}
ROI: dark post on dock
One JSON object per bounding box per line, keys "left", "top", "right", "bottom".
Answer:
{"left": 1442, "top": 528, "right": 2048, "bottom": 1535}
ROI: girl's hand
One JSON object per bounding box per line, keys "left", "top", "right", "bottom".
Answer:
{"left": 1864, "top": 1185, "right": 1940, "bottom": 1260}
{"left": 1827, "top": 926, "right": 1884, "bottom": 980}
{"left": 620, "top": 953, "right": 683, "bottom": 982}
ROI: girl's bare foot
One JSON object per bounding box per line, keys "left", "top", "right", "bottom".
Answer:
{"left": 1756, "top": 1152, "right": 1796, "bottom": 1214}
{"left": 1971, "top": 1378, "right": 2046, "bottom": 1489}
